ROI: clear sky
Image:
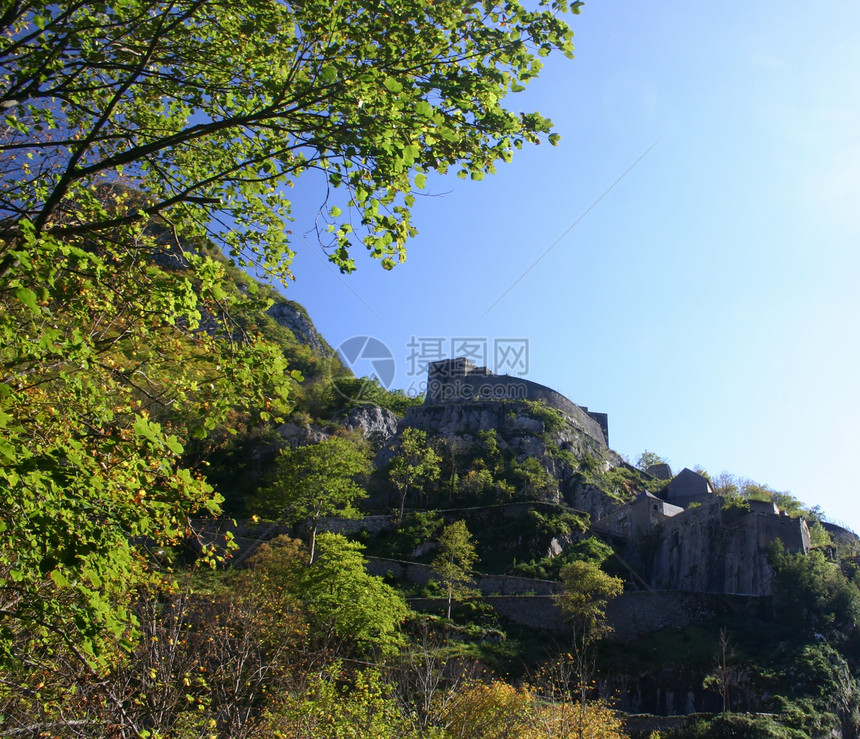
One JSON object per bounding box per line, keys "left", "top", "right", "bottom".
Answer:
{"left": 275, "top": 2, "right": 860, "bottom": 530}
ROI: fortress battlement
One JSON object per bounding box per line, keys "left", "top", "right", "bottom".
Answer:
{"left": 424, "top": 358, "right": 609, "bottom": 445}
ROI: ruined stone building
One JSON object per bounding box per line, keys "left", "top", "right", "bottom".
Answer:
{"left": 425, "top": 357, "right": 609, "bottom": 444}
{"left": 419, "top": 357, "right": 811, "bottom": 597}
{"left": 593, "top": 468, "right": 810, "bottom": 596}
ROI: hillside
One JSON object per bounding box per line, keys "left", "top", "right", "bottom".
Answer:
{"left": 5, "top": 229, "right": 860, "bottom": 735}
{"left": 189, "top": 292, "right": 860, "bottom": 737}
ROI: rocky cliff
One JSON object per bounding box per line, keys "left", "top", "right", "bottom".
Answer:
{"left": 267, "top": 298, "right": 331, "bottom": 355}
{"left": 397, "top": 399, "right": 624, "bottom": 517}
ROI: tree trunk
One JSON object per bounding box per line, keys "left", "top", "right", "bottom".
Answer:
{"left": 398, "top": 487, "right": 409, "bottom": 523}
{"left": 309, "top": 521, "right": 318, "bottom": 564}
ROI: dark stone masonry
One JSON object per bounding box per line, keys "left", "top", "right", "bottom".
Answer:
{"left": 424, "top": 357, "right": 609, "bottom": 445}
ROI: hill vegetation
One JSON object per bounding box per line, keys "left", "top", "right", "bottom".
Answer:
{"left": 3, "top": 2, "right": 860, "bottom": 738}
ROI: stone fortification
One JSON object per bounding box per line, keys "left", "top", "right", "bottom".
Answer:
{"left": 401, "top": 400, "right": 612, "bottom": 470}
{"left": 640, "top": 498, "right": 809, "bottom": 595}
{"left": 424, "top": 358, "right": 609, "bottom": 445}
{"left": 594, "top": 492, "right": 685, "bottom": 541}
{"left": 662, "top": 468, "right": 714, "bottom": 508}
{"left": 593, "top": 467, "right": 812, "bottom": 596}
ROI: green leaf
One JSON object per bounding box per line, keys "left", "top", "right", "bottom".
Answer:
{"left": 383, "top": 77, "right": 403, "bottom": 94}
{"left": 0, "top": 439, "right": 15, "bottom": 463}
{"left": 15, "top": 287, "right": 40, "bottom": 314}
{"left": 165, "top": 436, "right": 184, "bottom": 455}
{"left": 133, "top": 417, "right": 159, "bottom": 442}
{"left": 415, "top": 100, "right": 433, "bottom": 117}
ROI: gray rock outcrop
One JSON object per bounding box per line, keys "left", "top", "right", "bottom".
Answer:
{"left": 274, "top": 421, "right": 330, "bottom": 448}
{"left": 341, "top": 404, "right": 399, "bottom": 444}
{"left": 276, "top": 404, "right": 398, "bottom": 450}
{"left": 267, "top": 299, "right": 329, "bottom": 354}
{"left": 394, "top": 399, "right": 623, "bottom": 513}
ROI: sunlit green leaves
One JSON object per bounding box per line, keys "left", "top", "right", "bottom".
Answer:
{"left": 0, "top": 0, "right": 580, "bottom": 679}
{"left": 1, "top": 0, "right": 577, "bottom": 278}
{"left": 0, "top": 226, "right": 294, "bottom": 667}
{"left": 252, "top": 534, "right": 408, "bottom": 655}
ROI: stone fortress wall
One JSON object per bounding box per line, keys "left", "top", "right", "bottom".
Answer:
{"left": 424, "top": 357, "right": 609, "bottom": 445}
{"left": 593, "top": 469, "right": 813, "bottom": 596}
{"left": 647, "top": 498, "right": 810, "bottom": 595}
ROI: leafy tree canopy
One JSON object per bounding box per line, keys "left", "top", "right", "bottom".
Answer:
{"left": 1, "top": 0, "right": 580, "bottom": 275}
{"left": 0, "top": 0, "right": 581, "bottom": 667}
{"left": 252, "top": 433, "right": 371, "bottom": 561}
{"left": 635, "top": 450, "right": 667, "bottom": 471}
{"left": 389, "top": 426, "right": 442, "bottom": 520}
{"left": 769, "top": 542, "right": 860, "bottom": 647}
{"left": 443, "top": 679, "right": 628, "bottom": 739}
{"left": 431, "top": 519, "right": 479, "bottom": 619}
{"left": 252, "top": 534, "right": 409, "bottom": 656}
{"left": 555, "top": 560, "right": 623, "bottom": 643}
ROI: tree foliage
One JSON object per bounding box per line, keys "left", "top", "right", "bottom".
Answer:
{"left": 769, "top": 542, "right": 860, "bottom": 648}
{"left": 0, "top": 0, "right": 582, "bottom": 668}
{"left": 668, "top": 713, "right": 808, "bottom": 739}
{"left": 556, "top": 561, "right": 623, "bottom": 642}
{"left": 253, "top": 433, "right": 372, "bottom": 562}
{"left": 431, "top": 520, "right": 479, "bottom": 620}
{"left": 443, "top": 679, "right": 628, "bottom": 739}
{"left": 635, "top": 450, "right": 666, "bottom": 472}
{"left": 388, "top": 426, "right": 442, "bottom": 520}
{"left": 1, "top": 0, "right": 580, "bottom": 275}
{"left": 261, "top": 662, "right": 410, "bottom": 739}
{"left": 253, "top": 534, "right": 409, "bottom": 656}
{"left": 0, "top": 231, "right": 294, "bottom": 668}
{"left": 554, "top": 560, "right": 623, "bottom": 717}
{"left": 442, "top": 680, "right": 538, "bottom": 738}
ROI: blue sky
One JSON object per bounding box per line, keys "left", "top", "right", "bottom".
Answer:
{"left": 276, "top": 2, "right": 860, "bottom": 530}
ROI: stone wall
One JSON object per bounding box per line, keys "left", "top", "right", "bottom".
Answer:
{"left": 191, "top": 515, "right": 397, "bottom": 564}
{"left": 375, "top": 557, "right": 769, "bottom": 644}
{"left": 424, "top": 358, "right": 608, "bottom": 445}
{"left": 604, "top": 591, "right": 768, "bottom": 643}
{"left": 320, "top": 514, "right": 394, "bottom": 536}
{"left": 408, "top": 595, "right": 566, "bottom": 632}
{"left": 366, "top": 557, "right": 562, "bottom": 596}
{"left": 593, "top": 493, "right": 685, "bottom": 540}
{"left": 190, "top": 519, "right": 295, "bottom": 565}
{"left": 406, "top": 589, "right": 769, "bottom": 646}
{"left": 638, "top": 500, "right": 810, "bottom": 595}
